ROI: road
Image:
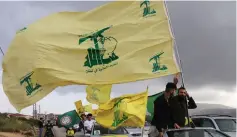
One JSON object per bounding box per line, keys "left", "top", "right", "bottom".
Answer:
{"left": 52, "top": 126, "right": 85, "bottom": 137}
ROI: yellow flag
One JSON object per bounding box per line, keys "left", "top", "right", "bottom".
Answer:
{"left": 84, "top": 104, "right": 93, "bottom": 113}
{"left": 92, "top": 109, "right": 98, "bottom": 116}
{"left": 74, "top": 100, "right": 84, "bottom": 114}
{"left": 96, "top": 90, "right": 148, "bottom": 129}
{"left": 3, "top": 1, "right": 179, "bottom": 111}
{"left": 86, "top": 85, "right": 112, "bottom": 105}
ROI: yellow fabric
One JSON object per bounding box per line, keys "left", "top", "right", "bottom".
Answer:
{"left": 67, "top": 129, "right": 75, "bottom": 136}
{"left": 96, "top": 90, "right": 148, "bottom": 129}
{"left": 185, "top": 117, "right": 193, "bottom": 126}
{"left": 2, "top": 0, "right": 179, "bottom": 111}
{"left": 86, "top": 85, "right": 112, "bottom": 104}
{"left": 74, "top": 100, "right": 84, "bottom": 114}
{"left": 92, "top": 109, "right": 98, "bottom": 116}
{"left": 84, "top": 104, "right": 93, "bottom": 113}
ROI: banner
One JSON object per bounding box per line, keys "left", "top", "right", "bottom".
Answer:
{"left": 96, "top": 90, "right": 148, "bottom": 129}
{"left": 3, "top": 0, "right": 179, "bottom": 111}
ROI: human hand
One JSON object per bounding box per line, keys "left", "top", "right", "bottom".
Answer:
{"left": 185, "top": 92, "right": 190, "bottom": 98}
{"left": 174, "top": 123, "right": 181, "bottom": 129}
{"left": 173, "top": 74, "right": 179, "bottom": 85}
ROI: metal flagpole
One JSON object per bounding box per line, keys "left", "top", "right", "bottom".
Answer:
{"left": 164, "top": 1, "right": 190, "bottom": 127}
{"left": 0, "top": 46, "right": 4, "bottom": 56}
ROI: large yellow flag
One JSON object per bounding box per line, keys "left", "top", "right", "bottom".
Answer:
{"left": 86, "top": 85, "right": 112, "bottom": 104}
{"left": 96, "top": 90, "right": 148, "bottom": 129}
{"left": 74, "top": 100, "right": 84, "bottom": 114}
{"left": 3, "top": 1, "right": 179, "bottom": 111}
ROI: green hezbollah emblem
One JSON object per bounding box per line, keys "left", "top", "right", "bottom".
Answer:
{"left": 78, "top": 26, "right": 119, "bottom": 68}
{"left": 140, "top": 0, "right": 156, "bottom": 17}
{"left": 111, "top": 99, "right": 128, "bottom": 127}
{"left": 16, "top": 27, "right": 27, "bottom": 34}
{"left": 20, "top": 71, "right": 42, "bottom": 96}
{"left": 149, "top": 52, "right": 167, "bottom": 73}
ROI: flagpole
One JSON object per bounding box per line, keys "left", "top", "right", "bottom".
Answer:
{"left": 0, "top": 46, "right": 4, "bottom": 56}
{"left": 164, "top": 1, "right": 190, "bottom": 127}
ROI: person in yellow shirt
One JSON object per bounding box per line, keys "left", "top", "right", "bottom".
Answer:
{"left": 66, "top": 127, "right": 75, "bottom": 137}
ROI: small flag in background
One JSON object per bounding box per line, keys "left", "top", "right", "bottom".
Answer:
{"left": 83, "top": 104, "right": 93, "bottom": 113}
{"left": 96, "top": 90, "right": 148, "bottom": 129}
{"left": 57, "top": 110, "right": 81, "bottom": 129}
{"left": 74, "top": 100, "right": 84, "bottom": 114}
{"left": 86, "top": 85, "right": 112, "bottom": 105}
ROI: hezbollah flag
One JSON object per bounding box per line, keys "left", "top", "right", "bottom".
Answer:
{"left": 2, "top": 0, "right": 179, "bottom": 111}
{"left": 96, "top": 90, "right": 148, "bottom": 129}
{"left": 86, "top": 85, "right": 112, "bottom": 105}
{"left": 74, "top": 100, "right": 84, "bottom": 114}
{"left": 84, "top": 104, "right": 93, "bottom": 113}
{"left": 57, "top": 110, "right": 81, "bottom": 129}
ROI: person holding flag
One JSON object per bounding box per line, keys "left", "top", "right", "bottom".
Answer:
{"left": 150, "top": 81, "right": 177, "bottom": 137}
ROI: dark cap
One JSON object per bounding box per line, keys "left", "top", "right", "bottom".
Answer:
{"left": 166, "top": 82, "right": 177, "bottom": 90}
{"left": 81, "top": 113, "right": 86, "bottom": 117}
{"left": 87, "top": 113, "right": 92, "bottom": 117}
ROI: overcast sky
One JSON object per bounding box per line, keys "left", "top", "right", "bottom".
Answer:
{"left": 0, "top": 1, "right": 236, "bottom": 115}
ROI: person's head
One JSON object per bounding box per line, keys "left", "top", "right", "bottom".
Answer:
{"left": 81, "top": 114, "right": 86, "bottom": 120}
{"left": 178, "top": 87, "right": 186, "bottom": 101}
{"left": 165, "top": 82, "right": 177, "bottom": 97}
{"left": 69, "top": 127, "right": 72, "bottom": 130}
{"left": 47, "top": 120, "right": 50, "bottom": 123}
{"left": 87, "top": 113, "right": 93, "bottom": 121}
{"left": 40, "top": 117, "right": 43, "bottom": 120}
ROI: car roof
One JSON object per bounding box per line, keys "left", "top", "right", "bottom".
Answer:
{"left": 167, "top": 127, "right": 216, "bottom": 132}
{"left": 191, "top": 115, "right": 236, "bottom": 119}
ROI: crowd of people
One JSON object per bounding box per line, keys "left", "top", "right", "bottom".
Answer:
{"left": 150, "top": 77, "right": 197, "bottom": 137}
{"left": 38, "top": 113, "right": 96, "bottom": 137}
{"left": 66, "top": 113, "right": 95, "bottom": 137}
{"left": 38, "top": 77, "right": 197, "bottom": 137}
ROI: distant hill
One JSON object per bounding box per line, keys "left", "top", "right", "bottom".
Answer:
{"left": 189, "top": 103, "right": 236, "bottom": 117}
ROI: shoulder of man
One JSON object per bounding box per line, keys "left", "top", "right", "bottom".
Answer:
{"left": 154, "top": 93, "right": 165, "bottom": 103}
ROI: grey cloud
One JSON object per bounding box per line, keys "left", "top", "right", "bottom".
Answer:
{"left": 166, "top": 1, "right": 236, "bottom": 90}
{"left": 0, "top": 1, "right": 235, "bottom": 96}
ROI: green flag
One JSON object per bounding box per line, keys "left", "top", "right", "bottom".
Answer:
{"left": 57, "top": 110, "right": 81, "bottom": 128}
{"left": 146, "top": 92, "right": 164, "bottom": 122}
{"left": 146, "top": 90, "right": 178, "bottom": 122}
